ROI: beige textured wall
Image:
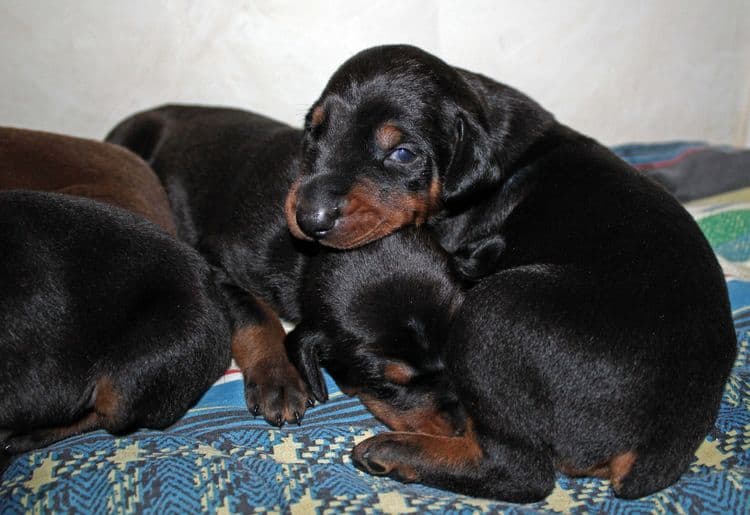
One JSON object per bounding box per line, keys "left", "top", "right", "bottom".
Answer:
{"left": 1, "top": 0, "right": 748, "bottom": 146}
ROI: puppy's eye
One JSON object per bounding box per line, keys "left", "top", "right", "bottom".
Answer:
{"left": 388, "top": 148, "right": 417, "bottom": 164}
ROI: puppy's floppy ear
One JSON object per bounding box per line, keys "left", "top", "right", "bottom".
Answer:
{"left": 440, "top": 69, "right": 555, "bottom": 205}
{"left": 441, "top": 107, "right": 502, "bottom": 204}
{"left": 285, "top": 325, "right": 329, "bottom": 403}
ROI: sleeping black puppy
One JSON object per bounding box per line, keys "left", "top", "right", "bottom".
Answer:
{"left": 106, "top": 106, "right": 473, "bottom": 443}
{"left": 284, "top": 45, "right": 737, "bottom": 501}
{"left": 107, "top": 108, "right": 312, "bottom": 426}
{"left": 286, "top": 228, "right": 466, "bottom": 437}
{"left": 0, "top": 191, "right": 231, "bottom": 477}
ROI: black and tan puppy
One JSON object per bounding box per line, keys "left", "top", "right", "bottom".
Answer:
{"left": 106, "top": 49, "right": 736, "bottom": 499}
{"left": 283, "top": 46, "right": 737, "bottom": 501}
{"left": 0, "top": 191, "right": 231, "bottom": 476}
{"left": 106, "top": 109, "right": 312, "bottom": 425}
{"left": 286, "top": 228, "right": 466, "bottom": 437}
{"left": 105, "top": 104, "right": 471, "bottom": 456}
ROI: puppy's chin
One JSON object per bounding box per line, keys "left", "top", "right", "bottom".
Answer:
{"left": 317, "top": 214, "right": 406, "bottom": 249}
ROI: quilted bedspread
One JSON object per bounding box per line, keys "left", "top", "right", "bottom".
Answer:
{"left": 1, "top": 143, "right": 749, "bottom": 514}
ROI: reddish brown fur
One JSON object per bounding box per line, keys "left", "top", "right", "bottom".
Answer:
{"left": 352, "top": 420, "right": 483, "bottom": 481}
{"left": 92, "top": 376, "right": 121, "bottom": 421}
{"left": 231, "top": 299, "right": 287, "bottom": 372}
{"left": 29, "top": 411, "right": 102, "bottom": 448}
{"left": 383, "top": 361, "right": 415, "bottom": 385}
{"left": 412, "top": 420, "right": 483, "bottom": 466}
{"left": 557, "top": 450, "right": 638, "bottom": 489}
{"left": 310, "top": 106, "right": 326, "bottom": 127}
{"left": 322, "top": 178, "right": 442, "bottom": 249}
{"left": 0, "top": 127, "right": 177, "bottom": 235}
{"left": 7, "top": 376, "right": 124, "bottom": 452}
{"left": 284, "top": 175, "right": 442, "bottom": 249}
{"left": 231, "top": 299, "right": 309, "bottom": 423}
{"left": 284, "top": 178, "right": 311, "bottom": 241}
{"left": 375, "top": 123, "right": 403, "bottom": 150}
{"left": 359, "top": 394, "right": 458, "bottom": 437}
{"left": 610, "top": 451, "right": 638, "bottom": 491}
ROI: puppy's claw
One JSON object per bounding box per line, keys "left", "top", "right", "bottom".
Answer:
{"left": 307, "top": 398, "right": 315, "bottom": 408}
{"left": 294, "top": 411, "right": 302, "bottom": 426}
{"left": 242, "top": 362, "right": 312, "bottom": 427}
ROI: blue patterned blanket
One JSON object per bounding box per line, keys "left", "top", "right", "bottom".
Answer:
{"left": 1, "top": 143, "right": 749, "bottom": 514}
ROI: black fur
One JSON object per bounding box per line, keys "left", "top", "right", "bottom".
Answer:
{"left": 107, "top": 108, "right": 314, "bottom": 425}
{"left": 0, "top": 191, "right": 231, "bottom": 477}
{"left": 107, "top": 107, "right": 311, "bottom": 322}
{"left": 286, "top": 228, "right": 466, "bottom": 435}
{"left": 106, "top": 44, "right": 737, "bottom": 501}
{"left": 107, "top": 106, "right": 469, "bottom": 437}
{"left": 290, "top": 45, "right": 737, "bottom": 501}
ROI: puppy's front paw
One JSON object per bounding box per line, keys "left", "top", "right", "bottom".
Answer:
{"left": 244, "top": 361, "right": 313, "bottom": 427}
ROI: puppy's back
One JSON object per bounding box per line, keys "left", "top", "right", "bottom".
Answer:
{"left": 0, "top": 191, "right": 230, "bottom": 431}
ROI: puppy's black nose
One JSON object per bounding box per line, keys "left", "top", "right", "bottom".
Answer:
{"left": 296, "top": 205, "right": 340, "bottom": 238}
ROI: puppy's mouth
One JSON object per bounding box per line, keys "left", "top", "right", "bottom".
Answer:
{"left": 285, "top": 178, "right": 442, "bottom": 249}
{"left": 320, "top": 219, "right": 387, "bottom": 250}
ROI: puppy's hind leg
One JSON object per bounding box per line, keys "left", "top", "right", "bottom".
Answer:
{"left": 2, "top": 377, "right": 126, "bottom": 456}
{"left": 613, "top": 436, "right": 700, "bottom": 499}
{"left": 351, "top": 426, "right": 555, "bottom": 503}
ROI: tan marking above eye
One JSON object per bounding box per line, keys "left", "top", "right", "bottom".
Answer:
{"left": 383, "top": 361, "right": 416, "bottom": 385}
{"left": 310, "top": 106, "right": 325, "bottom": 127}
{"left": 375, "top": 123, "right": 403, "bottom": 150}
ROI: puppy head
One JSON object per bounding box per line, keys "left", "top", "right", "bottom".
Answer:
{"left": 285, "top": 45, "right": 502, "bottom": 249}
{"left": 286, "top": 267, "right": 467, "bottom": 437}
{"left": 287, "top": 327, "right": 467, "bottom": 437}
{"left": 331, "top": 353, "right": 467, "bottom": 437}
{"left": 362, "top": 360, "right": 467, "bottom": 436}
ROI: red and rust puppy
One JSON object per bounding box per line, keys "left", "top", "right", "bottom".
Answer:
{"left": 286, "top": 46, "right": 737, "bottom": 501}
{"left": 285, "top": 228, "right": 466, "bottom": 438}
{"left": 106, "top": 108, "right": 312, "bottom": 426}
{"left": 0, "top": 191, "right": 231, "bottom": 477}
{"left": 0, "top": 127, "right": 177, "bottom": 235}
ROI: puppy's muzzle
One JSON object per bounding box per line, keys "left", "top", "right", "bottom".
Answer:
{"left": 292, "top": 179, "right": 347, "bottom": 240}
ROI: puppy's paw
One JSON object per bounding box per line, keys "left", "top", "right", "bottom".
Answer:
{"left": 352, "top": 433, "right": 420, "bottom": 482}
{"left": 244, "top": 361, "right": 313, "bottom": 427}
{"left": 453, "top": 235, "right": 505, "bottom": 281}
